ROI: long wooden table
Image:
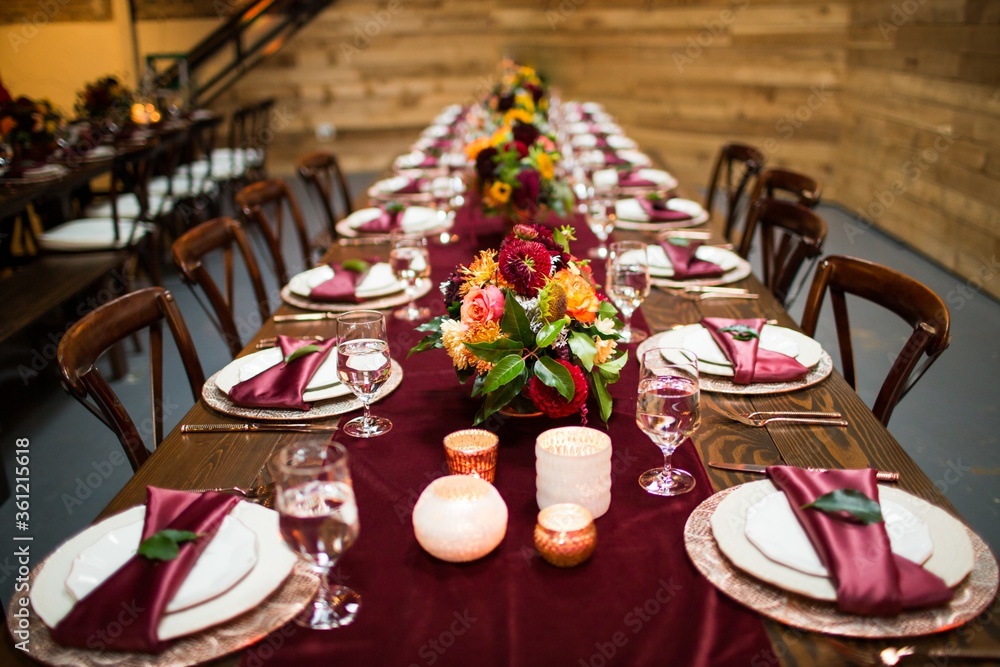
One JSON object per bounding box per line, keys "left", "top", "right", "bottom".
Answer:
{"left": 5, "top": 175, "right": 999, "bottom": 666}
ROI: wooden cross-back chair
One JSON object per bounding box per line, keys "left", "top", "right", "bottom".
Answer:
{"left": 800, "top": 255, "right": 951, "bottom": 426}
{"left": 704, "top": 142, "right": 766, "bottom": 243}
{"left": 235, "top": 178, "right": 313, "bottom": 285}
{"left": 737, "top": 198, "right": 827, "bottom": 307}
{"left": 296, "top": 150, "right": 353, "bottom": 252}
{"left": 57, "top": 286, "right": 205, "bottom": 472}
{"left": 172, "top": 217, "right": 271, "bottom": 358}
{"left": 737, "top": 167, "right": 822, "bottom": 255}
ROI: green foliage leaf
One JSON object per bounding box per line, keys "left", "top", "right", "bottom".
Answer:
{"left": 501, "top": 291, "right": 535, "bottom": 346}
{"left": 536, "top": 317, "right": 569, "bottom": 348}
{"left": 596, "top": 350, "right": 629, "bottom": 383}
{"left": 666, "top": 237, "right": 692, "bottom": 247}
{"left": 138, "top": 529, "right": 200, "bottom": 562}
{"left": 552, "top": 225, "right": 576, "bottom": 254}
{"left": 802, "top": 489, "right": 884, "bottom": 525}
{"left": 407, "top": 332, "right": 442, "bottom": 358}
{"left": 474, "top": 372, "right": 527, "bottom": 425}
{"left": 284, "top": 344, "right": 322, "bottom": 364}
{"left": 718, "top": 324, "right": 760, "bottom": 341}
{"left": 481, "top": 354, "right": 526, "bottom": 395}
{"left": 590, "top": 373, "right": 613, "bottom": 423}
{"left": 463, "top": 337, "right": 524, "bottom": 362}
{"left": 568, "top": 331, "right": 597, "bottom": 371}
{"left": 597, "top": 300, "right": 621, "bottom": 325}
{"left": 416, "top": 316, "right": 446, "bottom": 333}
{"left": 340, "top": 258, "right": 370, "bottom": 274}
{"left": 534, "top": 356, "right": 575, "bottom": 401}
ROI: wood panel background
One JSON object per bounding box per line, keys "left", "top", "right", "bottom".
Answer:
{"left": 218, "top": 0, "right": 1000, "bottom": 298}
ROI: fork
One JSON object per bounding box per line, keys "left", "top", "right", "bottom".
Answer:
{"left": 671, "top": 291, "right": 759, "bottom": 301}
{"left": 256, "top": 335, "right": 326, "bottom": 349}
{"left": 830, "top": 640, "right": 1000, "bottom": 665}
{"left": 719, "top": 410, "right": 848, "bottom": 427}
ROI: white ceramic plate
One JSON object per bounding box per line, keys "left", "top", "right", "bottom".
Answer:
{"left": 645, "top": 244, "right": 742, "bottom": 279}
{"left": 710, "top": 480, "right": 975, "bottom": 602}
{"left": 65, "top": 515, "right": 257, "bottom": 613}
{"left": 656, "top": 323, "right": 823, "bottom": 377}
{"left": 744, "top": 490, "right": 934, "bottom": 577}
{"left": 336, "top": 206, "right": 447, "bottom": 237}
{"left": 287, "top": 263, "right": 403, "bottom": 301}
{"left": 615, "top": 197, "right": 709, "bottom": 226}
{"left": 368, "top": 176, "right": 419, "bottom": 197}
{"left": 592, "top": 168, "right": 678, "bottom": 193}
{"left": 214, "top": 346, "right": 351, "bottom": 402}
{"left": 31, "top": 502, "right": 297, "bottom": 641}
{"left": 394, "top": 150, "right": 437, "bottom": 170}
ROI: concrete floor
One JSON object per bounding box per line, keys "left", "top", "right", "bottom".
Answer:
{"left": 1, "top": 175, "right": 997, "bottom": 609}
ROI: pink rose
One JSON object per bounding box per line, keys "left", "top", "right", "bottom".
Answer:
{"left": 461, "top": 285, "right": 505, "bottom": 326}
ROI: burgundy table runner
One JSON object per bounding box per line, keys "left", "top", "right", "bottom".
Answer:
{"left": 241, "top": 202, "right": 773, "bottom": 667}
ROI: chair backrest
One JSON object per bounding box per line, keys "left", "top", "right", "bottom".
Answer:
{"left": 737, "top": 167, "right": 821, "bottom": 252}
{"left": 738, "top": 198, "right": 827, "bottom": 306}
{"left": 296, "top": 150, "right": 353, "bottom": 242}
{"left": 799, "top": 255, "right": 951, "bottom": 426}
{"left": 235, "top": 178, "right": 312, "bottom": 285}
{"left": 57, "top": 286, "right": 205, "bottom": 472}
{"left": 172, "top": 216, "right": 271, "bottom": 358}
{"left": 229, "top": 98, "right": 276, "bottom": 180}
{"left": 704, "top": 142, "right": 766, "bottom": 242}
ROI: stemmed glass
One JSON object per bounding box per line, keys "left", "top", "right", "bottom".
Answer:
{"left": 389, "top": 232, "right": 431, "bottom": 321}
{"left": 269, "top": 441, "right": 361, "bottom": 629}
{"left": 432, "top": 174, "right": 463, "bottom": 245}
{"left": 636, "top": 349, "right": 701, "bottom": 496}
{"left": 336, "top": 310, "right": 392, "bottom": 437}
{"left": 606, "top": 240, "right": 650, "bottom": 343}
{"left": 585, "top": 194, "right": 617, "bottom": 260}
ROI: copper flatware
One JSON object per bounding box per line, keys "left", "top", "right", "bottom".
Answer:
{"left": 708, "top": 462, "right": 900, "bottom": 483}
{"left": 181, "top": 423, "right": 339, "bottom": 434}
{"left": 274, "top": 312, "right": 338, "bottom": 322}
{"left": 256, "top": 335, "right": 326, "bottom": 349}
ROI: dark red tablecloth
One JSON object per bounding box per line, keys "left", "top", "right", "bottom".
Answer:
{"left": 241, "top": 202, "right": 773, "bottom": 667}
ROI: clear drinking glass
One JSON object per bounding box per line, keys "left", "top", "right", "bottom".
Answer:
{"left": 389, "top": 232, "right": 431, "bottom": 321}
{"left": 586, "top": 197, "right": 616, "bottom": 259}
{"left": 636, "top": 349, "right": 700, "bottom": 496}
{"left": 607, "top": 240, "right": 650, "bottom": 343}
{"left": 336, "top": 310, "right": 392, "bottom": 437}
{"left": 269, "top": 441, "right": 361, "bottom": 629}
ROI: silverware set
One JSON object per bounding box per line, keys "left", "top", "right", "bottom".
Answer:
{"left": 657, "top": 285, "right": 759, "bottom": 301}
{"left": 719, "top": 410, "right": 847, "bottom": 427}
{"left": 256, "top": 335, "right": 326, "bottom": 349}
{"left": 708, "top": 461, "right": 900, "bottom": 483}
{"left": 181, "top": 423, "right": 340, "bottom": 434}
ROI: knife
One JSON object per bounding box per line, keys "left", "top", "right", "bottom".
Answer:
{"left": 708, "top": 462, "right": 900, "bottom": 483}
{"left": 182, "top": 423, "right": 340, "bottom": 434}
{"left": 274, "top": 312, "right": 338, "bottom": 322}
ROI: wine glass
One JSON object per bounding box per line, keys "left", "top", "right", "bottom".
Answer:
{"left": 606, "top": 240, "right": 650, "bottom": 343}
{"left": 389, "top": 232, "right": 431, "bottom": 321}
{"left": 336, "top": 310, "right": 393, "bottom": 437}
{"left": 636, "top": 348, "right": 700, "bottom": 496}
{"left": 432, "top": 175, "right": 463, "bottom": 245}
{"left": 269, "top": 441, "right": 361, "bottom": 629}
{"left": 585, "top": 195, "right": 616, "bottom": 260}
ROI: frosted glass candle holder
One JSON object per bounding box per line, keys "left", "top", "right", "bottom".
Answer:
{"left": 534, "top": 503, "right": 597, "bottom": 568}
{"left": 443, "top": 429, "right": 499, "bottom": 482}
{"left": 535, "top": 426, "right": 612, "bottom": 518}
{"left": 412, "top": 475, "right": 508, "bottom": 563}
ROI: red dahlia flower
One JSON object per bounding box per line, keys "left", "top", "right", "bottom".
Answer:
{"left": 498, "top": 239, "right": 551, "bottom": 296}
{"left": 526, "top": 360, "right": 588, "bottom": 419}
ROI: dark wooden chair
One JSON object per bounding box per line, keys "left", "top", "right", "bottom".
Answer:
{"left": 704, "top": 142, "right": 766, "bottom": 243}
{"left": 172, "top": 216, "right": 271, "bottom": 358}
{"left": 737, "top": 167, "right": 821, "bottom": 253}
{"left": 296, "top": 150, "right": 353, "bottom": 251}
{"left": 57, "top": 286, "right": 205, "bottom": 472}
{"left": 800, "top": 255, "right": 951, "bottom": 426}
{"left": 737, "top": 198, "right": 827, "bottom": 307}
{"left": 235, "top": 178, "right": 313, "bottom": 285}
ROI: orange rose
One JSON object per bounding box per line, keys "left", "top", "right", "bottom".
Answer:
{"left": 553, "top": 269, "right": 599, "bottom": 324}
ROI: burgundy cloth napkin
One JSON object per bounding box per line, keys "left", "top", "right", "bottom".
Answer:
{"left": 638, "top": 197, "right": 694, "bottom": 222}
{"left": 618, "top": 169, "right": 657, "bottom": 188}
{"left": 228, "top": 336, "right": 338, "bottom": 410}
{"left": 51, "top": 487, "right": 241, "bottom": 653}
{"left": 357, "top": 207, "right": 402, "bottom": 233}
{"left": 659, "top": 239, "right": 725, "bottom": 279}
{"left": 602, "top": 151, "right": 628, "bottom": 166}
{"left": 701, "top": 317, "right": 810, "bottom": 384}
{"left": 766, "top": 466, "right": 953, "bottom": 615}
{"left": 392, "top": 178, "right": 423, "bottom": 195}
{"left": 309, "top": 264, "right": 367, "bottom": 303}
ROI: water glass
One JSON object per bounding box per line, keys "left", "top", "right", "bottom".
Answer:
{"left": 389, "top": 232, "right": 431, "bottom": 321}
{"left": 336, "top": 310, "right": 392, "bottom": 437}
{"left": 607, "top": 241, "right": 650, "bottom": 343}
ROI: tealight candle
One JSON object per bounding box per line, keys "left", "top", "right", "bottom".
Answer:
{"left": 412, "top": 475, "right": 508, "bottom": 563}
{"left": 534, "top": 503, "right": 597, "bottom": 567}
{"left": 535, "top": 426, "right": 612, "bottom": 518}
{"left": 443, "top": 429, "right": 499, "bottom": 482}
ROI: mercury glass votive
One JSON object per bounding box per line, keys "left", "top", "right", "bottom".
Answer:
{"left": 412, "top": 475, "right": 508, "bottom": 563}
{"left": 534, "top": 503, "right": 597, "bottom": 567}
{"left": 535, "top": 426, "right": 613, "bottom": 518}
{"left": 443, "top": 429, "right": 499, "bottom": 482}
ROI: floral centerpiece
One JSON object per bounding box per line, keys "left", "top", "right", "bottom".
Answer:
{"left": 487, "top": 60, "right": 549, "bottom": 123}
{"left": 410, "top": 223, "right": 627, "bottom": 425}
{"left": 75, "top": 76, "right": 133, "bottom": 122}
{"left": 0, "top": 96, "right": 63, "bottom": 163}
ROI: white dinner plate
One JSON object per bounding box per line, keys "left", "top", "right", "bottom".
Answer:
{"left": 368, "top": 176, "right": 421, "bottom": 197}
{"left": 336, "top": 206, "right": 447, "bottom": 237}
{"left": 656, "top": 323, "right": 824, "bottom": 377}
{"left": 214, "top": 346, "right": 352, "bottom": 403}
{"left": 744, "top": 490, "right": 934, "bottom": 577}
{"left": 615, "top": 197, "right": 710, "bottom": 227}
{"left": 644, "top": 244, "right": 743, "bottom": 279}
{"left": 710, "top": 480, "right": 975, "bottom": 602}
{"left": 592, "top": 168, "right": 678, "bottom": 193}
{"left": 65, "top": 514, "right": 258, "bottom": 613}
{"left": 394, "top": 150, "right": 437, "bottom": 170}
{"left": 287, "top": 263, "right": 403, "bottom": 301}
{"left": 31, "top": 502, "right": 297, "bottom": 641}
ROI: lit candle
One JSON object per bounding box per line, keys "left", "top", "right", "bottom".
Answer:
{"left": 535, "top": 426, "right": 612, "bottom": 518}
{"left": 534, "top": 503, "right": 597, "bottom": 567}
{"left": 412, "top": 475, "right": 508, "bottom": 562}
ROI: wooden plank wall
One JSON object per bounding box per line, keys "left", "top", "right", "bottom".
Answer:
{"left": 219, "top": 0, "right": 1000, "bottom": 298}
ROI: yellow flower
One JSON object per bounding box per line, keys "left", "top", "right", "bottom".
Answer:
{"left": 464, "top": 136, "right": 492, "bottom": 160}
{"left": 459, "top": 250, "right": 499, "bottom": 296}
{"left": 552, "top": 269, "right": 600, "bottom": 324}
{"left": 594, "top": 337, "right": 618, "bottom": 366}
{"left": 535, "top": 152, "right": 555, "bottom": 181}
{"left": 485, "top": 181, "right": 512, "bottom": 207}
{"left": 489, "top": 126, "right": 510, "bottom": 147}
{"left": 466, "top": 321, "right": 504, "bottom": 374}
{"left": 514, "top": 92, "right": 535, "bottom": 114}
{"left": 442, "top": 318, "right": 504, "bottom": 374}
{"left": 503, "top": 108, "right": 533, "bottom": 127}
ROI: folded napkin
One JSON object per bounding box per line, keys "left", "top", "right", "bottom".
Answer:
{"left": 357, "top": 207, "right": 402, "bottom": 233}
{"left": 766, "top": 466, "right": 953, "bottom": 615}
{"left": 618, "top": 169, "right": 658, "bottom": 188}
{"left": 228, "top": 336, "right": 338, "bottom": 410}
{"left": 309, "top": 263, "right": 368, "bottom": 302}
{"left": 392, "top": 178, "right": 423, "bottom": 195}
{"left": 638, "top": 197, "right": 694, "bottom": 222}
{"left": 701, "top": 318, "right": 810, "bottom": 384}
{"left": 659, "top": 239, "right": 725, "bottom": 279}
{"left": 51, "top": 487, "right": 241, "bottom": 653}
{"left": 602, "top": 151, "right": 628, "bottom": 167}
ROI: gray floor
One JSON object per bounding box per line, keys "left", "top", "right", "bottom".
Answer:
{"left": 1, "top": 176, "right": 998, "bottom": 610}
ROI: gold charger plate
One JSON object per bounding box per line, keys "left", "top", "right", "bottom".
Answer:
{"left": 684, "top": 484, "right": 999, "bottom": 638}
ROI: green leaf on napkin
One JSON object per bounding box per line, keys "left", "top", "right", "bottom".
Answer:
{"left": 802, "top": 489, "right": 884, "bottom": 525}
{"left": 385, "top": 201, "right": 406, "bottom": 213}
{"left": 138, "top": 529, "right": 201, "bottom": 561}
{"left": 285, "top": 344, "right": 323, "bottom": 364}
{"left": 718, "top": 324, "right": 760, "bottom": 341}
{"left": 666, "top": 237, "right": 692, "bottom": 247}
{"left": 340, "top": 258, "right": 371, "bottom": 274}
